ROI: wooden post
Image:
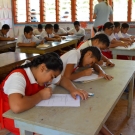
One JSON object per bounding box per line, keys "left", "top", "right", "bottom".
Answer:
{"left": 56, "top": 0, "right": 59, "bottom": 22}
{"left": 128, "top": 0, "right": 132, "bottom": 22}
{"left": 71, "top": 0, "right": 76, "bottom": 22}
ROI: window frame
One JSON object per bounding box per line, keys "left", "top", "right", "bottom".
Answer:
{"left": 12, "top": 0, "right": 133, "bottom": 24}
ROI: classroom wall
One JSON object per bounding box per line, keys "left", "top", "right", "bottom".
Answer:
{"left": 0, "top": 0, "right": 14, "bottom": 37}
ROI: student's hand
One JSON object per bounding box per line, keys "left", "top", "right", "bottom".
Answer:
{"left": 40, "top": 40, "right": 44, "bottom": 44}
{"left": 98, "top": 71, "right": 113, "bottom": 81}
{"left": 30, "top": 42, "right": 36, "bottom": 46}
{"left": 9, "top": 37, "right": 15, "bottom": 41}
{"left": 97, "top": 60, "right": 104, "bottom": 66}
{"left": 106, "top": 60, "right": 115, "bottom": 67}
{"left": 61, "top": 36, "right": 66, "bottom": 40}
{"left": 55, "top": 38, "right": 61, "bottom": 42}
{"left": 68, "top": 32, "right": 74, "bottom": 35}
{"left": 39, "top": 87, "right": 52, "bottom": 100}
{"left": 70, "top": 89, "right": 88, "bottom": 100}
{"left": 121, "top": 42, "right": 129, "bottom": 48}
{"left": 82, "top": 68, "right": 94, "bottom": 76}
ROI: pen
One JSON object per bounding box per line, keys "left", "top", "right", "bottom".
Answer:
{"left": 88, "top": 93, "right": 94, "bottom": 97}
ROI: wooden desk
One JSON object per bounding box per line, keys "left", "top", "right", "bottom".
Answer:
{"left": 0, "top": 40, "right": 17, "bottom": 53}
{"left": 3, "top": 59, "right": 134, "bottom": 135}
{"left": 111, "top": 48, "right": 135, "bottom": 59}
{"left": 19, "top": 39, "right": 78, "bottom": 54}
{"left": 0, "top": 52, "right": 39, "bottom": 82}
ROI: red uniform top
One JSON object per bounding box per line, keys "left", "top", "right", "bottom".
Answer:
{"left": 0, "top": 68, "right": 44, "bottom": 135}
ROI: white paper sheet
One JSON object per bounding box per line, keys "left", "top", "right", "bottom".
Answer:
{"left": 115, "top": 42, "right": 135, "bottom": 50}
{"left": 36, "top": 44, "right": 50, "bottom": 48}
{"left": 74, "top": 73, "right": 103, "bottom": 83}
{"left": 36, "top": 94, "right": 80, "bottom": 107}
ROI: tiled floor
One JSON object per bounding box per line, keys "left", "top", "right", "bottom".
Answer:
{"left": 1, "top": 92, "right": 135, "bottom": 135}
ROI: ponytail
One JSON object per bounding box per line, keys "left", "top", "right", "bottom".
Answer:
{"left": 104, "top": 0, "right": 108, "bottom": 5}
{"left": 8, "top": 52, "right": 63, "bottom": 75}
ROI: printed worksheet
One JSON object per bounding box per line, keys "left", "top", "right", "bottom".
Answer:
{"left": 36, "top": 94, "right": 80, "bottom": 107}
{"left": 115, "top": 42, "right": 135, "bottom": 50}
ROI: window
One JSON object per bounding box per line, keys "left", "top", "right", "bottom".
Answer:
{"left": 59, "top": 0, "right": 71, "bottom": 22}
{"left": 44, "top": 0, "right": 56, "bottom": 22}
{"left": 16, "top": 0, "right": 26, "bottom": 22}
{"left": 30, "top": 0, "right": 40, "bottom": 22}
{"left": 76, "top": 0, "right": 90, "bottom": 21}
{"left": 131, "top": 0, "right": 135, "bottom": 21}
{"left": 113, "top": 0, "right": 128, "bottom": 21}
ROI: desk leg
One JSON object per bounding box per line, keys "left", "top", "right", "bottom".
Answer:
{"left": 127, "top": 75, "right": 134, "bottom": 117}
{"left": 20, "top": 129, "right": 33, "bottom": 135}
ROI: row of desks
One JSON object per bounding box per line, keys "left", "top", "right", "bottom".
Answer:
{"left": 3, "top": 59, "right": 135, "bottom": 135}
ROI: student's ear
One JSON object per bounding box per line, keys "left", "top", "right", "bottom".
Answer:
{"left": 40, "top": 63, "right": 46, "bottom": 72}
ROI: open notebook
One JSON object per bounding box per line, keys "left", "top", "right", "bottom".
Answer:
{"left": 74, "top": 73, "right": 103, "bottom": 83}
{"left": 36, "top": 94, "right": 80, "bottom": 107}
{"left": 115, "top": 42, "right": 135, "bottom": 50}
{"left": 36, "top": 44, "right": 50, "bottom": 48}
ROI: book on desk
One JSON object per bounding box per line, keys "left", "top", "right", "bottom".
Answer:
{"left": 115, "top": 42, "right": 135, "bottom": 50}
{"left": 36, "top": 44, "right": 50, "bottom": 48}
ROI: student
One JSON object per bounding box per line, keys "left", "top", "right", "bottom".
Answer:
{"left": 53, "top": 24, "right": 67, "bottom": 36}
{"left": 68, "top": 21, "right": 85, "bottom": 36}
{"left": 0, "top": 24, "right": 15, "bottom": 41}
{"left": 61, "top": 46, "right": 113, "bottom": 81}
{"left": 97, "top": 22, "right": 129, "bottom": 48}
{"left": 33, "top": 24, "right": 44, "bottom": 35}
{"left": 0, "top": 52, "right": 88, "bottom": 135}
{"left": 17, "top": 26, "right": 43, "bottom": 47}
{"left": 114, "top": 22, "right": 133, "bottom": 44}
{"left": 121, "top": 23, "right": 135, "bottom": 40}
{"left": 40, "top": 24, "right": 62, "bottom": 41}
{"left": 78, "top": 34, "right": 115, "bottom": 67}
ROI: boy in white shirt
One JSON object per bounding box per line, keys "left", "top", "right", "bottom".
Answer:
{"left": 17, "top": 26, "right": 42, "bottom": 47}
{"left": 68, "top": 21, "right": 85, "bottom": 36}
{"left": 54, "top": 24, "right": 67, "bottom": 36}
{"left": 121, "top": 23, "right": 135, "bottom": 41}
{"left": 33, "top": 24, "right": 44, "bottom": 35}
{"left": 113, "top": 22, "right": 133, "bottom": 44}
{"left": 40, "top": 24, "right": 61, "bottom": 42}
{"left": 0, "top": 24, "right": 15, "bottom": 41}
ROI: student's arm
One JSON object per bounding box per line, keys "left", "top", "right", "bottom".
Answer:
{"left": 63, "top": 64, "right": 93, "bottom": 80}
{"left": 101, "top": 54, "right": 115, "bottom": 67}
{"left": 110, "top": 40, "right": 129, "bottom": 48}
{"left": 17, "top": 42, "right": 36, "bottom": 47}
{"left": 93, "top": 64, "right": 113, "bottom": 80}
{"left": 45, "top": 37, "right": 61, "bottom": 41}
{"left": 9, "top": 87, "right": 52, "bottom": 113}
{"left": 0, "top": 37, "right": 15, "bottom": 41}
{"left": 56, "top": 76, "right": 88, "bottom": 100}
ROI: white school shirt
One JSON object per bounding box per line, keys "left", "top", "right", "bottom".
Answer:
{"left": 0, "top": 30, "right": 7, "bottom": 37}
{"left": 78, "top": 40, "right": 92, "bottom": 50}
{"left": 60, "top": 49, "right": 81, "bottom": 75}
{"left": 17, "top": 34, "right": 41, "bottom": 47}
{"left": 40, "top": 30, "right": 55, "bottom": 41}
{"left": 68, "top": 27, "right": 85, "bottom": 36}
{"left": 54, "top": 27, "right": 67, "bottom": 35}
{"left": 33, "top": 29, "right": 45, "bottom": 35}
{"left": 121, "top": 33, "right": 132, "bottom": 38}
{"left": 3, "top": 60, "right": 61, "bottom": 96}
{"left": 114, "top": 31, "right": 124, "bottom": 40}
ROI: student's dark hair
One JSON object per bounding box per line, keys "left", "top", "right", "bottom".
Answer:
{"left": 103, "top": 22, "right": 114, "bottom": 31}
{"left": 114, "top": 22, "right": 121, "bottom": 28}
{"left": 79, "top": 46, "right": 101, "bottom": 66}
{"left": 90, "top": 33, "right": 110, "bottom": 47}
{"left": 121, "top": 23, "right": 129, "bottom": 29}
{"left": 24, "top": 26, "right": 33, "bottom": 33}
{"left": 15, "top": 52, "right": 63, "bottom": 72}
{"left": 54, "top": 24, "right": 59, "bottom": 29}
{"left": 38, "top": 24, "right": 43, "bottom": 29}
{"left": 45, "top": 24, "right": 53, "bottom": 30}
{"left": 74, "top": 21, "right": 80, "bottom": 26}
{"left": 2, "top": 24, "right": 10, "bottom": 30}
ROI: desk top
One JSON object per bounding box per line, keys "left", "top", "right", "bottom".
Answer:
{"left": 0, "top": 40, "right": 17, "bottom": 47}
{"left": 0, "top": 52, "right": 39, "bottom": 67}
{"left": 3, "top": 59, "right": 135, "bottom": 135}
{"left": 19, "top": 39, "right": 78, "bottom": 54}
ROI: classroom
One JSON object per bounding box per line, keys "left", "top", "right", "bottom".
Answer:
{"left": 0, "top": 0, "right": 135, "bottom": 135}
